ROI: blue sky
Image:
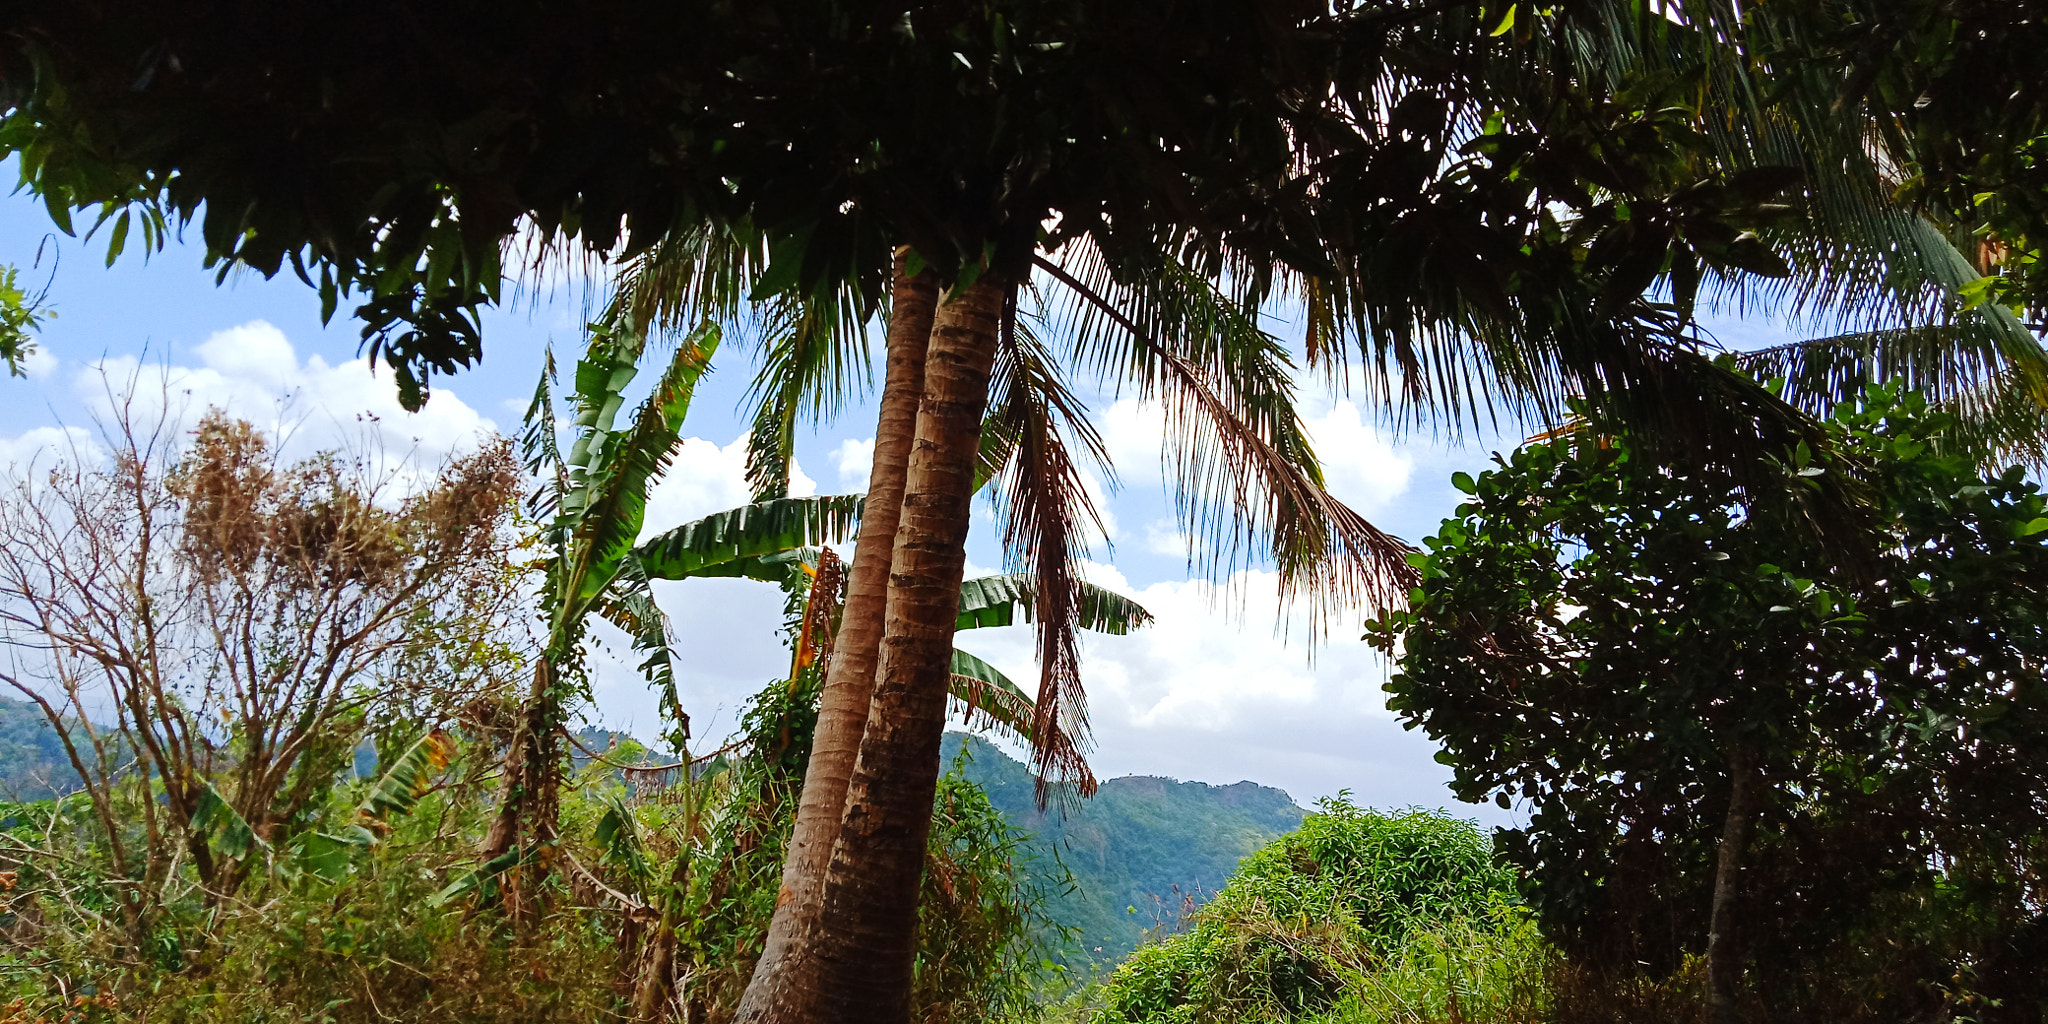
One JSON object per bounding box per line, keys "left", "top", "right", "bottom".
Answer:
{"left": 0, "top": 179, "right": 1802, "bottom": 821}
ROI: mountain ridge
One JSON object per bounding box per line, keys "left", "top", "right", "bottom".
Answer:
{"left": 941, "top": 731, "right": 1307, "bottom": 966}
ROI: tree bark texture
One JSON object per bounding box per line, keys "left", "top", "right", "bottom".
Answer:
{"left": 479, "top": 658, "right": 562, "bottom": 914}
{"left": 731, "top": 251, "right": 939, "bottom": 1024}
{"left": 1705, "top": 744, "right": 1756, "bottom": 1024}
{"left": 812, "top": 275, "right": 1005, "bottom": 1024}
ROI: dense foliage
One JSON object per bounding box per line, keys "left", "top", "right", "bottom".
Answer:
{"left": 1372, "top": 384, "right": 2048, "bottom": 1022}
{"left": 1094, "top": 802, "right": 1524, "bottom": 1023}
{"left": 0, "top": 417, "right": 1066, "bottom": 1024}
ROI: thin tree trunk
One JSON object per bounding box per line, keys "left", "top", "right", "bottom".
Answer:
{"left": 816, "top": 275, "right": 1005, "bottom": 1024}
{"left": 1705, "top": 744, "right": 1756, "bottom": 1024}
{"left": 732, "top": 250, "right": 938, "bottom": 1024}
{"left": 480, "top": 658, "right": 562, "bottom": 912}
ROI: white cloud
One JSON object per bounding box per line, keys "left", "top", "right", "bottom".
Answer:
{"left": 1079, "top": 467, "right": 1120, "bottom": 546}
{"left": 1100, "top": 397, "right": 1166, "bottom": 486}
{"left": 0, "top": 425, "right": 100, "bottom": 472}
{"left": 833, "top": 436, "right": 875, "bottom": 491}
{"left": 19, "top": 345, "right": 57, "bottom": 381}
{"left": 77, "top": 321, "right": 497, "bottom": 472}
{"left": 1141, "top": 518, "right": 1193, "bottom": 558}
{"left": 639, "top": 433, "right": 816, "bottom": 538}
{"left": 1300, "top": 400, "right": 1411, "bottom": 512}
{"left": 949, "top": 561, "right": 1492, "bottom": 817}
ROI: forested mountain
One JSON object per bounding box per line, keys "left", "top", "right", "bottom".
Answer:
{"left": 941, "top": 731, "right": 1306, "bottom": 967}
{"left": 0, "top": 697, "right": 82, "bottom": 801}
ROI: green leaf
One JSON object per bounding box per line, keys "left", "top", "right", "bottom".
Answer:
{"left": 1490, "top": 4, "right": 1516, "bottom": 36}
{"left": 555, "top": 320, "right": 721, "bottom": 637}
{"left": 428, "top": 846, "right": 527, "bottom": 907}
{"left": 357, "top": 730, "right": 457, "bottom": 824}
{"left": 954, "top": 573, "right": 1153, "bottom": 634}
{"left": 594, "top": 793, "right": 653, "bottom": 888}
{"left": 105, "top": 209, "right": 130, "bottom": 268}
{"left": 1451, "top": 471, "right": 1477, "bottom": 494}
{"left": 292, "top": 830, "right": 371, "bottom": 883}
{"left": 191, "top": 779, "right": 265, "bottom": 862}
{"left": 635, "top": 495, "right": 863, "bottom": 581}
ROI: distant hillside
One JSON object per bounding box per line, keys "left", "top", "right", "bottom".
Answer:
{"left": 0, "top": 697, "right": 83, "bottom": 801}
{"left": 941, "top": 732, "right": 1306, "bottom": 967}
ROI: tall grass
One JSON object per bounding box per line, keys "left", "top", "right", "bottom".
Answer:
{"left": 1322, "top": 911, "right": 1550, "bottom": 1024}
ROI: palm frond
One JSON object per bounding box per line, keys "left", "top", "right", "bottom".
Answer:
{"left": 634, "top": 495, "right": 862, "bottom": 581}
{"left": 740, "top": 289, "right": 879, "bottom": 501}
{"left": 613, "top": 220, "right": 878, "bottom": 505}
{"left": 1037, "top": 250, "right": 1415, "bottom": 626}
{"left": 789, "top": 546, "right": 846, "bottom": 680}
{"left": 1033, "top": 248, "right": 1416, "bottom": 632}
{"left": 983, "top": 303, "right": 1115, "bottom": 797}
{"left": 947, "top": 649, "right": 1097, "bottom": 799}
{"left": 612, "top": 221, "right": 767, "bottom": 344}
{"left": 954, "top": 574, "right": 1152, "bottom": 636}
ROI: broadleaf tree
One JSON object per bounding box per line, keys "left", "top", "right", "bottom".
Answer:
{"left": 1370, "top": 384, "right": 2048, "bottom": 1023}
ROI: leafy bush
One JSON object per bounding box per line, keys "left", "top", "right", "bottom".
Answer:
{"left": 1094, "top": 801, "right": 1523, "bottom": 1024}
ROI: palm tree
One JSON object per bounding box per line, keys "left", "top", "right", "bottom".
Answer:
{"left": 610, "top": 232, "right": 1402, "bottom": 1023}
{"left": 745, "top": 252, "right": 939, "bottom": 1005}
{"left": 597, "top": 488, "right": 1151, "bottom": 1014}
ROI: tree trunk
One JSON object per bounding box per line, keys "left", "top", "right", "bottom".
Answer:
{"left": 731, "top": 250, "right": 938, "bottom": 1024}
{"left": 480, "top": 658, "right": 562, "bottom": 912}
{"left": 815, "top": 275, "right": 1005, "bottom": 1024}
{"left": 1705, "top": 744, "right": 1756, "bottom": 1024}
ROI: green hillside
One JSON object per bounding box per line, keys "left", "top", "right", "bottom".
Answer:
{"left": 941, "top": 731, "right": 1306, "bottom": 967}
{"left": 0, "top": 697, "right": 83, "bottom": 801}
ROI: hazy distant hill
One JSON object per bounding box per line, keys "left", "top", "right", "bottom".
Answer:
{"left": 941, "top": 732, "right": 1306, "bottom": 966}
{"left": 0, "top": 697, "right": 83, "bottom": 801}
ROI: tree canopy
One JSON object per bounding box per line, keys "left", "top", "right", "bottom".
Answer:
{"left": 1371, "top": 384, "right": 2048, "bottom": 1020}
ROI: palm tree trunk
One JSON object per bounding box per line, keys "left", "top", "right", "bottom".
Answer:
{"left": 814, "top": 275, "right": 1005, "bottom": 1023}
{"left": 1705, "top": 744, "right": 1756, "bottom": 1024}
{"left": 732, "top": 250, "right": 938, "bottom": 1024}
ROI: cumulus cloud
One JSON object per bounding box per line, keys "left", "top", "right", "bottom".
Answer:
{"left": 640, "top": 433, "right": 817, "bottom": 538}
{"left": 0, "top": 425, "right": 100, "bottom": 472}
{"left": 949, "top": 561, "right": 1497, "bottom": 818}
{"left": 75, "top": 321, "right": 497, "bottom": 472}
{"left": 19, "top": 345, "right": 57, "bottom": 381}
{"left": 1100, "top": 397, "right": 1167, "bottom": 486}
{"left": 833, "top": 436, "right": 875, "bottom": 490}
{"left": 1299, "top": 400, "right": 1411, "bottom": 512}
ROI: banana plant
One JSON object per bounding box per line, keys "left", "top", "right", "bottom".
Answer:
{"left": 475, "top": 313, "right": 722, "bottom": 883}
{"left": 613, "top": 493, "right": 1153, "bottom": 794}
